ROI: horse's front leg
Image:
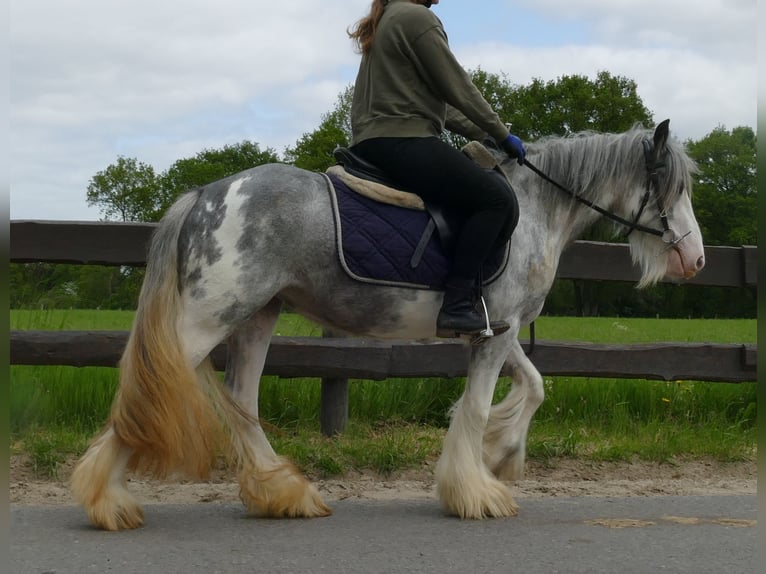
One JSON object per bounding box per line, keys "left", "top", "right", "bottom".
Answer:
{"left": 435, "top": 338, "right": 518, "bottom": 519}
{"left": 483, "top": 339, "right": 545, "bottom": 481}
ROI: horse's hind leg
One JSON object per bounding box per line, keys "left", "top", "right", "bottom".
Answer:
{"left": 72, "top": 300, "right": 234, "bottom": 530}
{"left": 226, "top": 299, "right": 331, "bottom": 518}
{"left": 483, "top": 340, "right": 545, "bottom": 480}
{"left": 71, "top": 323, "right": 229, "bottom": 531}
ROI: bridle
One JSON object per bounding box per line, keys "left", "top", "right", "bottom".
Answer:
{"left": 623, "top": 138, "right": 691, "bottom": 246}
{"left": 521, "top": 138, "right": 691, "bottom": 248}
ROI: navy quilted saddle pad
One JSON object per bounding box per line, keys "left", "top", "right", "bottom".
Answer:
{"left": 326, "top": 173, "right": 508, "bottom": 290}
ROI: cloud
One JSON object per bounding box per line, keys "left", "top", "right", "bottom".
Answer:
{"left": 527, "top": 0, "right": 756, "bottom": 60}
{"left": 11, "top": 1, "right": 365, "bottom": 131}
{"left": 10, "top": 0, "right": 369, "bottom": 219}
{"left": 9, "top": 0, "right": 757, "bottom": 220}
{"left": 456, "top": 42, "right": 756, "bottom": 141}
{"left": 447, "top": 0, "right": 756, "bottom": 141}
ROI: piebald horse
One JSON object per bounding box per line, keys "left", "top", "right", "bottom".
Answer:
{"left": 71, "top": 121, "right": 705, "bottom": 529}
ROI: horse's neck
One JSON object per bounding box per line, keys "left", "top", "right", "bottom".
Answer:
{"left": 527, "top": 137, "right": 621, "bottom": 247}
{"left": 525, "top": 175, "right": 607, "bottom": 252}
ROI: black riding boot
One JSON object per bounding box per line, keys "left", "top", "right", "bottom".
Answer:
{"left": 436, "top": 278, "right": 509, "bottom": 338}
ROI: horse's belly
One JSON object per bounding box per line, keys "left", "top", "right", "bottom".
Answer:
{"left": 279, "top": 284, "right": 440, "bottom": 339}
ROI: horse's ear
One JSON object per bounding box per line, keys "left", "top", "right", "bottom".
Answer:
{"left": 653, "top": 119, "right": 670, "bottom": 150}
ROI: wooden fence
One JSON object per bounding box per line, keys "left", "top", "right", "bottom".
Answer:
{"left": 10, "top": 221, "right": 758, "bottom": 435}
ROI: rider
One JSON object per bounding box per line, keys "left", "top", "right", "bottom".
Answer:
{"left": 348, "top": 0, "right": 526, "bottom": 338}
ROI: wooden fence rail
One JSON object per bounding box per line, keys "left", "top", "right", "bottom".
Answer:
{"left": 10, "top": 330, "right": 756, "bottom": 383}
{"left": 10, "top": 220, "right": 758, "bottom": 434}
{"left": 10, "top": 220, "right": 758, "bottom": 287}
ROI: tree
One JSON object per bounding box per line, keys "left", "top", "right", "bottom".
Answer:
{"left": 9, "top": 263, "right": 66, "bottom": 308}
{"left": 469, "top": 70, "right": 653, "bottom": 140}
{"left": 86, "top": 157, "right": 164, "bottom": 222}
{"left": 160, "top": 141, "right": 280, "bottom": 200}
{"left": 510, "top": 71, "right": 653, "bottom": 138}
{"left": 86, "top": 141, "right": 279, "bottom": 224}
{"left": 283, "top": 85, "right": 354, "bottom": 172}
{"left": 686, "top": 126, "right": 757, "bottom": 246}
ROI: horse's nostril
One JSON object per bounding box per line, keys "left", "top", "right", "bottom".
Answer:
{"left": 696, "top": 256, "right": 705, "bottom": 270}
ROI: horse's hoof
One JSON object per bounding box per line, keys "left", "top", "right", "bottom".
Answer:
{"left": 438, "top": 475, "right": 519, "bottom": 519}
{"left": 238, "top": 463, "right": 333, "bottom": 519}
{"left": 84, "top": 495, "right": 145, "bottom": 531}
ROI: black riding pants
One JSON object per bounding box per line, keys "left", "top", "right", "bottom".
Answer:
{"left": 351, "top": 136, "right": 518, "bottom": 282}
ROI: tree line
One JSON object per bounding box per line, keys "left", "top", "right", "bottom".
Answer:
{"left": 10, "top": 71, "right": 756, "bottom": 317}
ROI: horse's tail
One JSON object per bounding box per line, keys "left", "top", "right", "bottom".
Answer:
{"left": 109, "top": 190, "right": 234, "bottom": 479}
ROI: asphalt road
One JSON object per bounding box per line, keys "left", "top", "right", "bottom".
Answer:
{"left": 11, "top": 495, "right": 756, "bottom": 574}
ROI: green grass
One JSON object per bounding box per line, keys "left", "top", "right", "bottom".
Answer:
{"left": 526, "top": 378, "right": 756, "bottom": 463}
{"left": 9, "top": 310, "right": 757, "bottom": 478}
{"left": 269, "top": 421, "right": 444, "bottom": 477}
{"left": 12, "top": 310, "right": 755, "bottom": 343}
{"left": 520, "top": 315, "right": 756, "bottom": 344}
{"left": 10, "top": 309, "right": 136, "bottom": 331}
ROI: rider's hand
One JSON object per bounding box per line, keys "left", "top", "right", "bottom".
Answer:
{"left": 501, "top": 133, "right": 526, "bottom": 165}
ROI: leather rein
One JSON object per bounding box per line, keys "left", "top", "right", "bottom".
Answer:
{"left": 521, "top": 140, "right": 691, "bottom": 247}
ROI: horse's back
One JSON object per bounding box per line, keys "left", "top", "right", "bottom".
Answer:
{"left": 181, "top": 162, "right": 332, "bottom": 238}
{"left": 176, "top": 163, "right": 335, "bottom": 293}
{"left": 191, "top": 162, "right": 329, "bottom": 205}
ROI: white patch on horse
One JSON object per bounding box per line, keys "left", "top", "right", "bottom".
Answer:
{"left": 228, "top": 176, "right": 251, "bottom": 196}
{"left": 180, "top": 179, "right": 255, "bottom": 327}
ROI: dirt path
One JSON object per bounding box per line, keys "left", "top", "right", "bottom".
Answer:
{"left": 10, "top": 455, "right": 756, "bottom": 507}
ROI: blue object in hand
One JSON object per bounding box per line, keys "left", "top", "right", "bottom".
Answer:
{"left": 501, "top": 134, "right": 526, "bottom": 165}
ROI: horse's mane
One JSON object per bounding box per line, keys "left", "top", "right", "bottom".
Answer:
{"left": 504, "top": 125, "right": 697, "bottom": 213}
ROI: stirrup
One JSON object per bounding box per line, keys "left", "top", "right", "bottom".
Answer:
{"left": 470, "top": 296, "right": 509, "bottom": 345}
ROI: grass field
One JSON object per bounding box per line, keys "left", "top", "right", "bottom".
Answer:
{"left": 10, "top": 310, "right": 757, "bottom": 478}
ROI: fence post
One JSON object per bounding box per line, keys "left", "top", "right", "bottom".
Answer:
{"left": 320, "top": 329, "right": 349, "bottom": 436}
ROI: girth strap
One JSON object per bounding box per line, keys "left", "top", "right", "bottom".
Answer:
{"left": 410, "top": 218, "right": 436, "bottom": 268}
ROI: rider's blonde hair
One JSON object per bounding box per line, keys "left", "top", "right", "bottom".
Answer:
{"left": 348, "top": 0, "right": 387, "bottom": 54}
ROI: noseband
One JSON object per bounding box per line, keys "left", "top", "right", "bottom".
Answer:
{"left": 522, "top": 139, "right": 690, "bottom": 247}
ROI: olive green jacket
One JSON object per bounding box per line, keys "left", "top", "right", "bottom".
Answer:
{"left": 350, "top": 0, "right": 510, "bottom": 145}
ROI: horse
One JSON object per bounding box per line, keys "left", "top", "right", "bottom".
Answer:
{"left": 71, "top": 120, "right": 705, "bottom": 530}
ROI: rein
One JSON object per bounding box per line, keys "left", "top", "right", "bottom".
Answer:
{"left": 521, "top": 140, "right": 691, "bottom": 248}
{"left": 521, "top": 157, "right": 666, "bottom": 239}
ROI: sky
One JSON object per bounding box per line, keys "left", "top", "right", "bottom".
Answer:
{"left": 10, "top": 0, "right": 757, "bottom": 221}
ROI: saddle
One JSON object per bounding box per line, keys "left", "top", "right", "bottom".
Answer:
{"left": 329, "top": 141, "right": 508, "bottom": 266}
